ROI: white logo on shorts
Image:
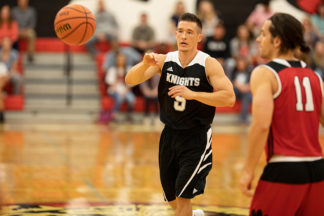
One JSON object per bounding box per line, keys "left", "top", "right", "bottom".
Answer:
{"left": 193, "top": 188, "right": 198, "bottom": 194}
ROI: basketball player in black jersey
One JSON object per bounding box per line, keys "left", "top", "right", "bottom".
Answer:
{"left": 126, "top": 13, "right": 235, "bottom": 216}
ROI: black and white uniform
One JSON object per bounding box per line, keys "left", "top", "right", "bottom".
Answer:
{"left": 158, "top": 51, "right": 215, "bottom": 201}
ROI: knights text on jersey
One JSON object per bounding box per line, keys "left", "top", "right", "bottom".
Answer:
{"left": 158, "top": 51, "right": 215, "bottom": 130}
{"left": 264, "top": 58, "right": 323, "bottom": 160}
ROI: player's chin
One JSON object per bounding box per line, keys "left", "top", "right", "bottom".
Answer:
{"left": 178, "top": 46, "right": 190, "bottom": 52}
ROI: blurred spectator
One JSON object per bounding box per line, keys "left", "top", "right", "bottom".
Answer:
{"left": 203, "top": 21, "right": 231, "bottom": 72}
{"left": 131, "top": 12, "right": 156, "bottom": 54}
{"left": 12, "top": 0, "right": 37, "bottom": 63}
{"left": 0, "top": 37, "right": 22, "bottom": 95}
{"left": 0, "top": 5, "right": 18, "bottom": 47}
{"left": 303, "top": 16, "right": 321, "bottom": 49}
{"left": 139, "top": 74, "right": 159, "bottom": 124}
{"left": 230, "top": 24, "right": 257, "bottom": 65}
{"left": 105, "top": 52, "right": 135, "bottom": 122}
{"left": 102, "top": 40, "right": 141, "bottom": 71}
{"left": 0, "top": 62, "right": 7, "bottom": 123}
{"left": 246, "top": 0, "right": 274, "bottom": 37}
{"left": 0, "top": 37, "right": 23, "bottom": 123}
{"left": 168, "top": 1, "right": 186, "bottom": 49}
{"left": 197, "top": 0, "right": 219, "bottom": 38}
{"left": 231, "top": 56, "right": 252, "bottom": 124}
{"left": 86, "top": 0, "right": 119, "bottom": 58}
{"left": 310, "top": 40, "right": 324, "bottom": 79}
{"left": 311, "top": 3, "right": 324, "bottom": 37}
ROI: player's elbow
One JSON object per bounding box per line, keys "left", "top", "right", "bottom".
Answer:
{"left": 226, "top": 91, "right": 236, "bottom": 107}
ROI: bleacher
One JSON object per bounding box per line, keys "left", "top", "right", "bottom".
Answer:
{"left": 13, "top": 38, "right": 245, "bottom": 115}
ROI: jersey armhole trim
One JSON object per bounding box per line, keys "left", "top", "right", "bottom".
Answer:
{"left": 315, "top": 72, "right": 324, "bottom": 96}
{"left": 204, "top": 56, "right": 213, "bottom": 88}
{"left": 261, "top": 65, "right": 282, "bottom": 99}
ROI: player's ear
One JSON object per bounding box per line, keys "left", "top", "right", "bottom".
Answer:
{"left": 197, "top": 33, "right": 203, "bottom": 43}
{"left": 273, "top": 36, "right": 281, "bottom": 49}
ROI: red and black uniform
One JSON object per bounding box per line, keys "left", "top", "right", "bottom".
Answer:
{"left": 250, "top": 59, "right": 324, "bottom": 216}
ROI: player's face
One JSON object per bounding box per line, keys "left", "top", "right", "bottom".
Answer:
{"left": 256, "top": 20, "right": 275, "bottom": 59}
{"left": 176, "top": 21, "right": 202, "bottom": 52}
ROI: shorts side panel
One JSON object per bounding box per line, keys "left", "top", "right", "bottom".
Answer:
{"left": 176, "top": 128, "right": 213, "bottom": 199}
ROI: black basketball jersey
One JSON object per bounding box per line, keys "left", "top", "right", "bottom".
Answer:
{"left": 158, "top": 51, "right": 215, "bottom": 130}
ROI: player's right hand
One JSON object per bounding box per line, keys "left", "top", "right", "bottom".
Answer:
{"left": 240, "top": 170, "right": 254, "bottom": 197}
{"left": 143, "top": 53, "right": 159, "bottom": 66}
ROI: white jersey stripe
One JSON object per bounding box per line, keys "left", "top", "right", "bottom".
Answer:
{"left": 203, "top": 149, "right": 212, "bottom": 161}
{"left": 198, "top": 162, "right": 212, "bottom": 174}
{"left": 269, "top": 155, "right": 323, "bottom": 163}
{"left": 260, "top": 65, "right": 282, "bottom": 99}
{"left": 178, "top": 128, "right": 212, "bottom": 197}
{"left": 273, "top": 58, "right": 291, "bottom": 67}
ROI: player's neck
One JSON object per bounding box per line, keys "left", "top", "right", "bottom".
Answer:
{"left": 178, "top": 49, "right": 198, "bottom": 67}
{"left": 273, "top": 50, "right": 297, "bottom": 61}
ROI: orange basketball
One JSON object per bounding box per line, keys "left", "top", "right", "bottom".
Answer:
{"left": 54, "top": 4, "right": 96, "bottom": 46}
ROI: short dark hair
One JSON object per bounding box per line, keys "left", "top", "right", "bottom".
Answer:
{"left": 269, "top": 13, "right": 310, "bottom": 54}
{"left": 178, "top": 13, "right": 202, "bottom": 31}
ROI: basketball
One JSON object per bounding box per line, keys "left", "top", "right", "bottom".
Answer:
{"left": 54, "top": 4, "right": 96, "bottom": 46}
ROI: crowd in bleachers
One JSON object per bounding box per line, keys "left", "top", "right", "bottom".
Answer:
{"left": 0, "top": 0, "right": 35, "bottom": 123}
{"left": 95, "top": 0, "right": 324, "bottom": 125}
{"left": 1, "top": 0, "right": 324, "bottom": 125}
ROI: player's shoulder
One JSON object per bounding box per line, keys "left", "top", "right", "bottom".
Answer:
{"left": 251, "top": 64, "right": 275, "bottom": 78}
{"left": 204, "top": 55, "right": 222, "bottom": 71}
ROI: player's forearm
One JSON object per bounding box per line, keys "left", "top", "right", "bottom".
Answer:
{"left": 244, "top": 122, "right": 269, "bottom": 173}
{"left": 125, "top": 62, "right": 151, "bottom": 85}
{"left": 192, "top": 89, "right": 235, "bottom": 107}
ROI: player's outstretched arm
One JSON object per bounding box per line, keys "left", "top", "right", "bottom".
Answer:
{"left": 125, "top": 53, "right": 165, "bottom": 85}
{"left": 240, "top": 66, "right": 274, "bottom": 197}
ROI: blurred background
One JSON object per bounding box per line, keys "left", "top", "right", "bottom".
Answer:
{"left": 0, "top": 0, "right": 323, "bottom": 215}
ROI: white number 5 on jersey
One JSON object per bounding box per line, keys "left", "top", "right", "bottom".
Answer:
{"left": 174, "top": 96, "right": 186, "bottom": 111}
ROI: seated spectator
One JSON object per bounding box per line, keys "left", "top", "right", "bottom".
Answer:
{"left": 197, "top": 0, "right": 219, "bottom": 38}
{"left": 168, "top": 1, "right": 186, "bottom": 49}
{"left": 310, "top": 40, "right": 324, "bottom": 79}
{"left": 131, "top": 12, "right": 156, "bottom": 54}
{"left": 230, "top": 24, "right": 257, "bottom": 66}
{"left": 0, "top": 5, "right": 19, "bottom": 48}
{"left": 203, "top": 21, "right": 231, "bottom": 73}
{"left": 86, "top": 0, "right": 119, "bottom": 58}
{"left": 0, "top": 37, "right": 23, "bottom": 123}
{"left": 311, "top": 3, "right": 324, "bottom": 38}
{"left": 246, "top": 0, "right": 273, "bottom": 38}
{"left": 12, "top": 0, "right": 37, "bottom": 63}
{"left": 0, "top": 37, "right": 22, "bottom": 95}
{"left": 303, "top": 16, "right": 322, "bottom": 49}
{"left": 102, "top": 40, "right": 141, "bottom": 71}
{"left": 231, "top": 56, "right": 252, "bottom": 124}
{"left": 105, "top": 52, "right": 135, "bottom": 122}
{"left": 0, "top": 62, "right": 7, "bottom": 123}
{"left": 139, "top": 74, "right": 159, "bottom": 125}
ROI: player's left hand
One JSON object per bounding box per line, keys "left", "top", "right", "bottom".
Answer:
{"left": 168, "top": 85, "right": 196, "bottom": 100}
{"left": 240, "top": 171, "right": 254, "bottom": 197}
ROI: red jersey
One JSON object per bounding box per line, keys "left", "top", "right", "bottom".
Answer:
{"left": 264, "top": 59, "right": 323, "bottom": 160}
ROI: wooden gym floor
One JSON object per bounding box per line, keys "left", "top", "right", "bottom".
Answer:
{"left": 0, "top": 121, "right": 323, "bottom": 216}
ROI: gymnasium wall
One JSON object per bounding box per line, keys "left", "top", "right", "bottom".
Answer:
{"left": 0, "top": 0, "right": 307, "bottom": 40}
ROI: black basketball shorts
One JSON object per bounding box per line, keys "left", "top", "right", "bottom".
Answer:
{"left": 159, "top": 125, "right": 213, "bottom": 202}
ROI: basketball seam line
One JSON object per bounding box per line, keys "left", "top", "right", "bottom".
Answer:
{"left": 64, "top": 6, "right": 92, "bottom": 15}
{"left": 79, "top": 5, "right": 88, "bottom": 44}
{"left": 59, "top": 22, "right": 94, "bottom": 41}
{"left": 54, "top": 17, "right": 95, "bottom": 26}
